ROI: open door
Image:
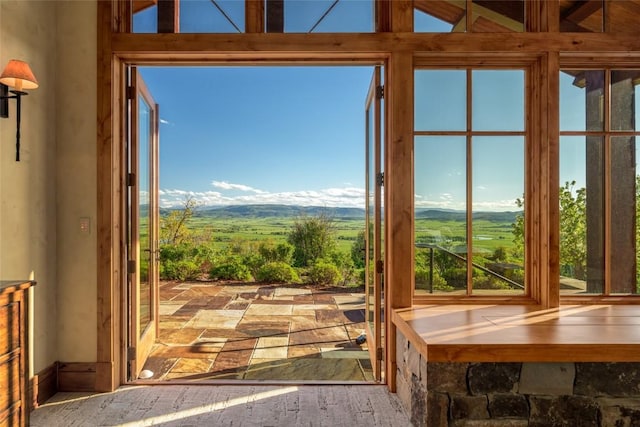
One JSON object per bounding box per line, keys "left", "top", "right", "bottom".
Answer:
{"left": 127, "top": 67, "right": 160, "bottom": 380}
{"left": 364, "top": 66, "right": 384, "bottom": 382}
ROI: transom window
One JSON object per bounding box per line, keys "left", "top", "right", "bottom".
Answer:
{"left": 413, "top": 68, "right": 526, "bottom": 296}
{"left": 132, "top": 0, "right": 374, "bottom": 34}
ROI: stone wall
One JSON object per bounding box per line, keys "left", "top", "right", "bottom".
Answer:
{"left": 396, "top": 330, "right": 640, "bottom": 427}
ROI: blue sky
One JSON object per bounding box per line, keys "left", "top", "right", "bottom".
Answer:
{"left": 140, "top": 66, "right": 373, "bottom": 208}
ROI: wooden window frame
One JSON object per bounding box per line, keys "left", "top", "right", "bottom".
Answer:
{"left": 413, "top": 61, "right": 531, "bottom": 302}
{"left": 559, "top": 55, "right": 640, "bottom": 304}
{"left": 97, "top": 0, "right": 640, "bottom": 392}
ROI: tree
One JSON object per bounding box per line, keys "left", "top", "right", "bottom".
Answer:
{"left": 287, "top": 213, "right": 336, "bottom": 267}
{"left": 559, "top": 181, "right": 587, "bottom": 279}
{"left": 350, "top": 224, "right": 372, "bottom": 269}
{"left": 160, "top": 196, "right": 198, "bottom": 245}
{"left": 511, "top": 180, "right": 587, "bottom": 279}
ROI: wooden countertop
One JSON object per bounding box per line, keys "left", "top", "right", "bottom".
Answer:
{"left": 0, "top": 280, "right": 35, "bottom": 295}
{"left": 392, "top": 304, "right": 640, "bottom": 362}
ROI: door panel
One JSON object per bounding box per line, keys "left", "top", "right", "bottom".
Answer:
{"left": 364, "top": 66, "right": 383, "bottom": 382}
{"left": 128, "top": 67, "right": 160, "bottom": 380}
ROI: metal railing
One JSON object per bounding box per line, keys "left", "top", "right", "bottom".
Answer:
{"left": 415, "top": 243, "right": 525, "bottom": 292}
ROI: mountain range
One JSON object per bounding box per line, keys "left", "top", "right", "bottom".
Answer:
{"left": 158, "top": 204, "right": 521, "bottom": 222}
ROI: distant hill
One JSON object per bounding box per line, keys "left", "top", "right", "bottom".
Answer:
{"left": 181, "top": 204, "right": 366, "bottom": 219}
{"left": 415, "top": 208, "right": 521, "bottom": 223}
{"left": 156, "top": 204, "right": 519, "bottom": 222}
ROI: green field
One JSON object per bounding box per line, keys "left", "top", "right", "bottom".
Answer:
{"left": 187, "top": 215, "right": 364, "bottom": 253}
{"left": 147, "top": 204, "right": 524, "bottom": 289}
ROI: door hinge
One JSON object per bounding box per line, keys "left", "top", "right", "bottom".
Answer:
{"left": 376, "top": 172, "right": 384, "bottom": 187}
{"left": 126, "top": 85, "right": 135, "bottom": 100}
{"left": 376, "top": 85, "right": 384, "bottom": 100}
{"left": 376, "top": 259, "right": 384, "bottom": 274}
{"left": 127, "top": 346, "right": 136, "bottom": 361}
{"left": 127, "top": 260, "right": 136, "bottom": 274}
{"left": 376, "top": 347, "right": 384, "bottom": 361}
{"left": 126, "top": 173, "right": 135, "bottom": 187}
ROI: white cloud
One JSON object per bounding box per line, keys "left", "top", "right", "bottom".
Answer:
{"left": 211, "top": 180, "right": 267, "bottom": 194}
{"left": 159, "top": 186, "right": 366, "bottom": 209}
{"left": 414, "top": 193, "right": 520, "bottom": 212}
{"left": 159, "top": 118, "right": 171, "bottom": 125}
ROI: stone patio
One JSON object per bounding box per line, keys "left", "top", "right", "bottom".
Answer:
{"left": 141, "top": 281, "right": 374, "bottom": 381}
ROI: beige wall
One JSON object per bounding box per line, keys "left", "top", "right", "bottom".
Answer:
{"left": 0, "top": 1, "right": 97, "bottom": 372}
{"left": 55, "top": 1, "right": 97, "bottom": 363}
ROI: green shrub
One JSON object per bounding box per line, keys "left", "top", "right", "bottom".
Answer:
{"left": 415, "top": 267, "right": 452, "bottom": 291}
{"left": 442, "top": 267, "right": 467, "bottom": 290}
{"left": 256, "top": 261, "right": 300, "bottom": 283}
{"left": 209, "top": 257, "right": 253, "bottom": 281}
{"left": 160, "top": 243, "right": 192, "bottom": 262}
{"left": 288, "top": 214, "right": 336, "bottom": 267}
{"left": 160, "top": 242, "right": 219, "bottom": 278}
{"left": 161, "top": 260, "right": 200, "bottom": 281}
{"left": 259, "top": 241, "right": 294, "bottom": 264}
{"left": 309, "top": 260, "right": 343, "bottom": 285}
{"left": 242, "top": 252, "right": 266, "bottom": 277}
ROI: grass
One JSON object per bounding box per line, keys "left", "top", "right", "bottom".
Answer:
{"left": 185, "top": 216, "right": 364, "bottom": 253}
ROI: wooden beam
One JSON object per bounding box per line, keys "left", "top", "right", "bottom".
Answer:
{"left": 376, "top": 0, "right": 391, "bottom": 32}
{"left": 110, "top": 33, "right": 640, "bottom": 58}
{"left": 245, "top": 0, "right": 265, "bottom": 33}
{"left": 157, "top": 0, "right": 179, "bottom": 33}
{"left": 561, "top": 0, "right": 602, "bottom": 24}
{"left": 114, "top": 0, "right": 132, "bottom": 33}
{"left": 97, "top": 0, "right": 118, "bottom": 392}
{"left": 544, "top": 52, "right": 560, "bottom": 308}
{"left": 266, "top": 0, "right": 284, "bottom": 33}
{"left": 133, "top": 0, "right": 156, "bottom": 14}
{"left": 390, "top": 0, "right": 413, "bottom": 32}
{"left": 385, "top": 51, "right": 414, "bottom": 391}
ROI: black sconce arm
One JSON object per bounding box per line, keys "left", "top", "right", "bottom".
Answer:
{"left": 0, "top": 83, "right": 28, "bottom": 161}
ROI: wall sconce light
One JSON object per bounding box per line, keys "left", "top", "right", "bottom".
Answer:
{"left": 0, "top": 59, "right": 38, "bottom": 161}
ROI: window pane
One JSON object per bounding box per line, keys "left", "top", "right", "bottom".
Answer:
{"left": 415, "top": 70, "right": 466, "bottom": 131}
{"left": 636, "top": 138, "right": 640, "bottom": 294}
{"left": 611, "top": 70, "right": 640, "bottom": 131}
{"left": 133, "top": 1, "right": 245, "bottom": 33}
{"left": 133, "top": 5, "right": 158, "bottom": 33}
{"left": 415, "top": 136, "right": 467, "bottom": 294}
{"left": 560, "top": 70, "right": 605, "bottom": 132}
{"left": 472, "top": 70, "right": 524, "bottom": 131}
{"left": 559, "top": 136, "right": 603, "bottom": 295}
{"left": 414, "top": 3, "right": 461, "bottom": 33}
{"left": 285, "top": 0, "right": 374, "bottom": 33}
{"left": 610, "top": 136, "right": 637, "bottom": 294}
{"left": 471, "top": 0, "right": 524, "bottom": 33}
{"left": 181, "top": 0, "right": 244, "bottom": 33}
{"left": 560, "top": 0, "right": 603, "bottom": 32}
{"left": 471, "top": 136, "right": 525, "bottom": 294}
{"left": 607, "top": 1, "right": 640, "bottom": 33}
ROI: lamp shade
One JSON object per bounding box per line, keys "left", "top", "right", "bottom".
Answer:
{"left": 0, "top": 59, "right": 38, "bottom": 91}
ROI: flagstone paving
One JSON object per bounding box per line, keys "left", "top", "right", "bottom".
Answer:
{"left": 142, "top": 281, "right": 373, "bottom": 381}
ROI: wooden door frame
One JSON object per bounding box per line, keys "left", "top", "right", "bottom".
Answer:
{"left": 97, "top": 3, "right": 410, "bottom": 390}
{"left": 99, "top": 56, "right": 396, "bottom": 392}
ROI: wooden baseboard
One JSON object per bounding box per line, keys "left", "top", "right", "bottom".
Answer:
{"left": 58, "top": 362, "right": 97, "bottom": 392}
{"left": 29, "top": 362, "right": 58, "bottom": 409}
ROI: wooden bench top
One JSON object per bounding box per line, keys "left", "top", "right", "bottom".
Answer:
{"left": 392, "top": 304, "right": 640, "bottom": 362}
